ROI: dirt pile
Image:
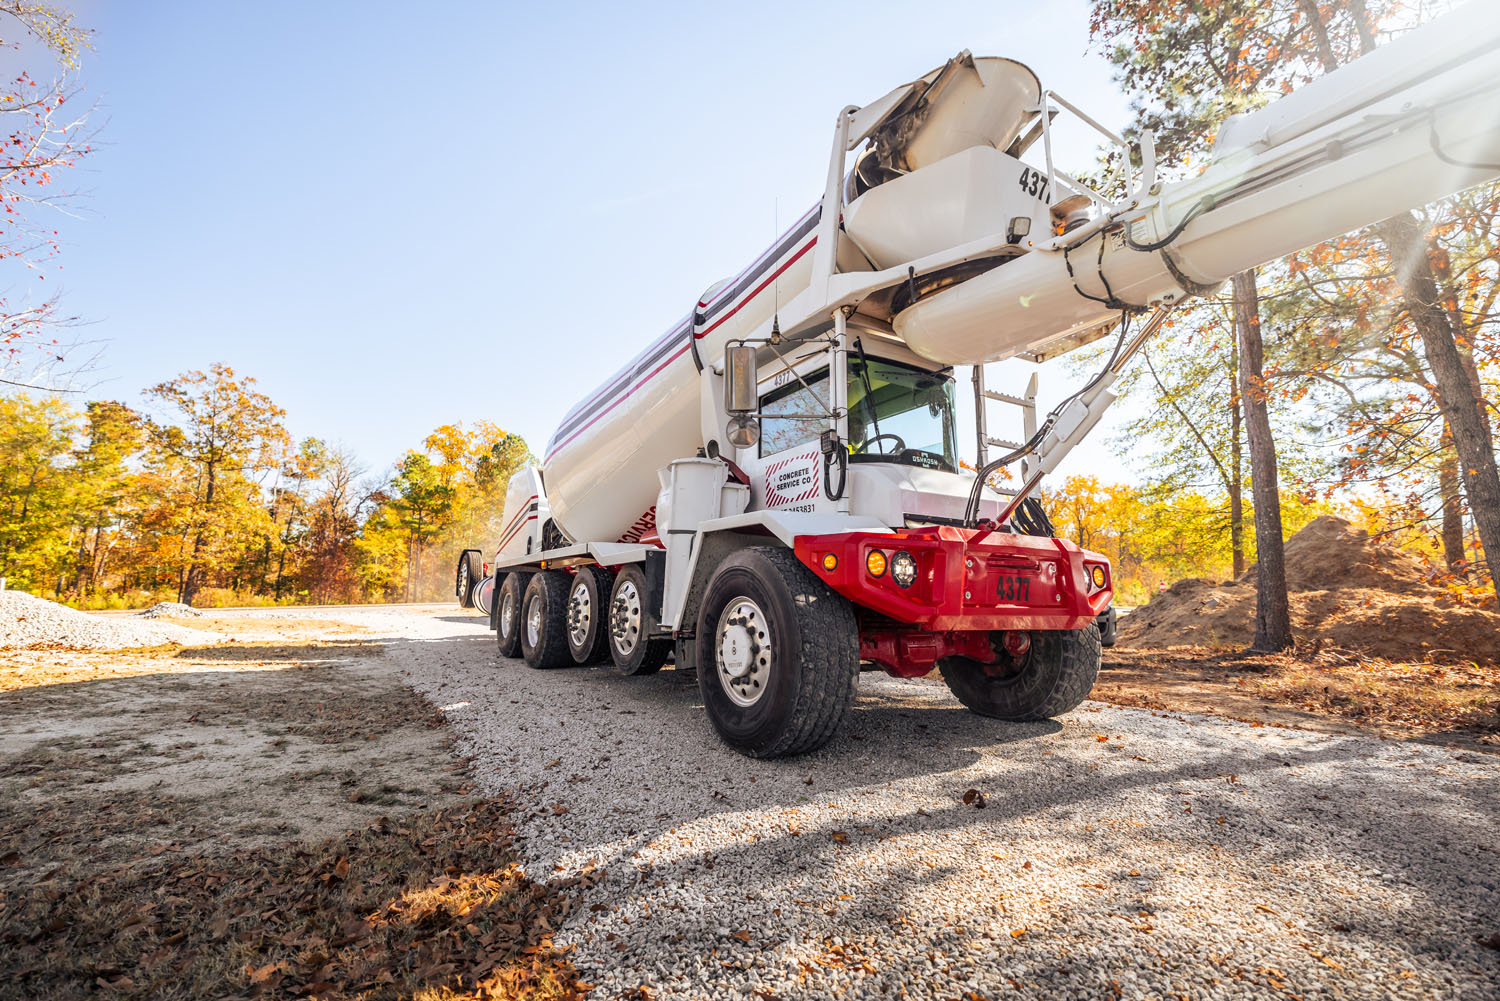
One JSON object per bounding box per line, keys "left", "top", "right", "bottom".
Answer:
{"left": 1119, "top": 515, "right": 1500, "bottom": 662}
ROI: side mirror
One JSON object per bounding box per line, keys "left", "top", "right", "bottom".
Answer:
{"left": 725, "top": 343, "right": 758, "bottom": 413}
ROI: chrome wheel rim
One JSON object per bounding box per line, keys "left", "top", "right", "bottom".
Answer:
{"left": 458, "top": 564, "right": 470, "bottom": 599}
{"left": 610, "top": 579, "right": 642, "bottom": 656}
{"left": 525, "top": 594, "right": 542, "bottom": 648}
{"left": 715, "top": 597, "right": 770, "bottom": 708}
{"left": 500, "top": 588, "right": 516, "bottom": 638}
{"left": 567, "top": 578, "right": 593, "bottom": 648}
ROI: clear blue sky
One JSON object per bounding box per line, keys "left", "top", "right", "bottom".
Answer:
{"left": 43, "top": 0, "right": 1135, "bottom": 480}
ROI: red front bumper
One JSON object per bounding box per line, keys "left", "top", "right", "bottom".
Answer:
{"left": 793, "top": 525, "right": 1112, "bottom": 632}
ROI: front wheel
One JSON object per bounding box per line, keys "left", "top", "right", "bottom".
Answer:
{"left": 695, "top": 547, "right": 858, "bottom": 759}
{"left": 938, "top": 625, "right": 1102, "bottom": 721}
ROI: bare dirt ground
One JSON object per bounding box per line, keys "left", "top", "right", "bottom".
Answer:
{"left": 0, "top": 608, "right": 584, "bottom": 1001}
{"left": 4, "top": 601, "right": 1498, "bottom": 1001}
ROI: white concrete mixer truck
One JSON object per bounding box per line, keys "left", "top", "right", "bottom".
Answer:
{"left": 458, "top": 4, "right": 1500, "bottom": 758}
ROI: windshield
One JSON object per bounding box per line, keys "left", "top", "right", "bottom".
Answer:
{"left": 848, "top": 357, "right": 958, "bottom": 471}
{"left": 757, "top": 356, "right": 959, "bottom": 471}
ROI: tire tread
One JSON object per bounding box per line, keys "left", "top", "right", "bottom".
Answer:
{"left": 522, "top": 572, "right": 573, "bottom": 669}
{"left": 700, "top": 547, "right": 858, "bottom": 759}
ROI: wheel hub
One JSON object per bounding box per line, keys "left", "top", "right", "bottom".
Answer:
{"left": 715, "top": 598, "right": 771, "bottom": 708}
{"left": 500, "top": 590, "right": 515, "bottom": 636}
{"left": 525, "top": 595, "right": 542, "bottom": 647}
{"left": 567, "top": 581, "right": 593, "bottom": 647}
{"left": 610, "top": 579, "right": 642, "bottom": 655}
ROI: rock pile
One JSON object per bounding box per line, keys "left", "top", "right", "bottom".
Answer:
{"left": 0, "top": 590, "right": 216, "bottom": 650}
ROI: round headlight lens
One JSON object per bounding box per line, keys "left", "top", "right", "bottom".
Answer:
{"left": 891, "top": 550, "right": 918, "bottom": 588}
{"left": 866, "top": 549, "right": 887, "bottom": 577}
{"left": 1090, "top": 565, "right": 1107, "bottom": 588}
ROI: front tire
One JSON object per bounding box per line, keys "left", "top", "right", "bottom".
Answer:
{"left": 695, "top": 547, "right": 858, "bottom": 758}
{"left": 607, "top": 564, "right": 671, "bottom": 676}
{"left": 456, "top": 549, "right": 483, "bottom": 608}
{"left": 938, "top": 625, "right": 1102, "bottom": 721}
{"left": 496, "top": 571, "right": 532, "bottom": 658}
{"left": 520, "top": 572, "right": 572, "bottom": 669}
{"left": 566, "top": 566, "right": 613, "bottom": 665}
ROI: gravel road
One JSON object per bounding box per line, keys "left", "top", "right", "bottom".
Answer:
{"left": 235, "top": 608, "right": 1500, "bottom": 998}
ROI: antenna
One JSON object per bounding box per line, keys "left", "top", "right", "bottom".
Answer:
{"left": 772, "top": 198, "right": 781, "bottom": 342}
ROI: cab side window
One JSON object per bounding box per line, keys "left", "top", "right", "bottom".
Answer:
{"left": 758, "top": 369, "right": 829, "bottom": 457}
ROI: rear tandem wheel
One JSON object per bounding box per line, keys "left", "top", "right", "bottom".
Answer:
{"left": 565, "top": 565, "right": 614, "bottom": 665}
{"left": 495, "top": 571, "right": 532, "bottom": 658}
{"left": 520, "top": 571, "right": 573, "bottom": 669}
{"left": 607, "top": 564, "right": 671, "bottom": 676}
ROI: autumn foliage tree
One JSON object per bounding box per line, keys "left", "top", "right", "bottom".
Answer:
{"left": 0, "top": 2, "right": 95, "bottom": 390}
{"left": 144, "top": 364, "right": 290, "bottom": 605}
{"left": 1090, "top": 0, "right": 1498, "bottom": 609}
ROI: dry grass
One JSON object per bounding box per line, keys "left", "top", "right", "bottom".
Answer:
{"left": 1251, "top": 656, "right": 1500, "bottom": 733}
{"left": 0, "top": 638, "right": 384, "bottom": 693}
{"left": 1098, "top": 644, "right": 1500, "bottom": 747}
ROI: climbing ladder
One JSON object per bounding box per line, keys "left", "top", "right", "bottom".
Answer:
{"left": 971, "top": 367, "right": 1038, "bottom": 496}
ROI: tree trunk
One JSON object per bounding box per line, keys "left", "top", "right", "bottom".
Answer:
{"left": 1229, "top": 338, "right": 1245, "bottom": 577}
{"left": 1376, "top": 212, "right": 1500, "bottom": 601}
{"left": 1438, "top": 432, "right": 1467, "bottom": 574}
{"left": 1234, "top": 269, "right": 1294, "bottom": 651}
{"left": 182, "top": 464, "right": 217, "bottom": 607}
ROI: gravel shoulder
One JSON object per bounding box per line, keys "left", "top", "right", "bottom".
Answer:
{"left": 394, "top": 609, "right": 1500, "bottom": 1001}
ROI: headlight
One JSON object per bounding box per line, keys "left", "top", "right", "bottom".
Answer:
{"left": 891, "top": 551, "right": 917, "bottom": 588}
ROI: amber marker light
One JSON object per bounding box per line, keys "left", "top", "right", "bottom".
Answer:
{"left": 822, "top": 552, "right": 838, "bottom": 572}
{"left": 866, "top": 549, "right": 888, "bottom": 577}
{"left": 1091, "top": 565, "right": 1107, "bottom": 588}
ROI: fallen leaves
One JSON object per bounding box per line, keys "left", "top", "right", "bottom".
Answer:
{"left": 962, "top": 788, "right": 987, "bottom": 809}
{"left": 0, "top": 799, "right": 589, "bottom": 1000}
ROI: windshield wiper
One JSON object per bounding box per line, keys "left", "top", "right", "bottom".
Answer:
{"left": 852, "top": 337, "right": 882, "bottom": 442}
